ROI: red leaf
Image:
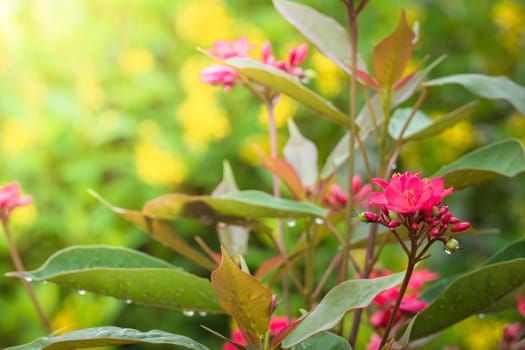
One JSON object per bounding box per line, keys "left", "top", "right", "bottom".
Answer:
{"left": 372, "top": 9, "right": 415, "bottom": 89}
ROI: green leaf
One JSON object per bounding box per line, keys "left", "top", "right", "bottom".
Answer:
{"left": 483, "top": 238, "right": 525, "bottom": 266}
{"left": 224, "top": 58, "right": 349, "bottom": 127}
{"left": 284, "top": 119, "right": 318, "bottom": 189}
{"left": 388, "top": 108, "right": 431, "bottom": 140}
{"left": 424, "top": 74, "right": 525, "bottom": 116}
{"left": 211, "top": 247, "right": 272, "bottom": 339}
{"left": 292, "top": 332, "right": 352, "bottom": 350}
{"left": 372, "top": 9, "right": 415, "bottom": 88}
{"left": 4, "top": 327, "right": 209, "bottom": 350}
{"left": 90, "top": 190, "right": 216, "bottom": 271}
{"left": 143, "top": 190, "right": 326, "bottom": 222}
{"left": 388, "top": 102, "right": 478, "bottom": 141}
{"left": 421, "top": 239, "right": 525, "bottom": 312}
{"left": 7, "top": 246, "right": 223, "bottom": 313}
{"left": 432, "top": 139, "right": 525, "bottom": 189}
{"left": 272, "top": 0, "right": 367, "bottom": 74}
{"left": 410, "top": 258, "right": 525, "bottom": 340}
{"left": 282, "top": 272, "right": 404, "bottom": 347}
{"left": 321, "top": 56, "right": 446, "bottom": 179}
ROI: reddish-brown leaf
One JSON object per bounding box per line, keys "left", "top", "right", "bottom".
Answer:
{"left": 372, "top": 9, "right": 415, "bottom": 89}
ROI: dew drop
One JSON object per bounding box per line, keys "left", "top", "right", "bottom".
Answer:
{"left": 478, "top": 313, "right": 485, "bottom": 319}
{"left": 78, "top": 289, "right": 87, "bottom": 296}
{"left": 183, "top": 310, "right": 195, "bottom": 317}
{"left": 287, "top": 219, "right": 296, "bottom": 227}
{"left": 315, "top": 218, "right": 324, "bottom": 225}
{"left": 24, "top": 276, "right": 33, "bottom": 282}
{"left": 391, "top": 163, "right": 397, "bottom": 170}
{"left": 125, "top": 299, "right": 133, "bottom": 305}
{"left": 444, "top": 248, "right": 452, "bottom": 255}
{"left": 199, "top": 311, "right": 207, "bottom": 317}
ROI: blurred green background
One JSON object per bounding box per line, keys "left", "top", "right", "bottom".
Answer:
{"left": 0, "top": 0, "right": 524, "bottom": 349}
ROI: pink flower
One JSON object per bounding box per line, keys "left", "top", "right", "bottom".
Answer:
{"left": 207, "top": 37, "right": 255, "bottom": 60}
{"left": 200, "top": 64, "right": 239, "bottom": 91}
{"left": 408, "top": 269, "right": 439, "bottom": 290}
{"left": 223, "top": 316, "right": 291, "bottom": 350}
{"left": 370, "top": 269, "right": 436, "bottom": 330}
{"left": 261, "top": 41, "right": 308, "bottom": 79}
{"left": 323, "top": 176, "right": 372, "bottom": 209}
{"left": 0, "top": 183, "right": 32, "bottom": 223}
{"left": 369, "top": 172, "right": 453, "bottom": 215}
{"left": 366, "top": 333, "right": 382, "bottom": 350}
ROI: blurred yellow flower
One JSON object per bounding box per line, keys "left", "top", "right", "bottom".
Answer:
{"left": 239, "top": 133, "right": 270, "bottom": 165}
{"left": 51, "top": 296, "right": 79, "bottom": 334}
{"left": 76, "top": 77, "right": 105, "bottom": 111}
{"left": 439, "top": 120, "right": 476, "bottom": 162}
{"left": 176, "top": 91, "right": 231, "bottom": 151}
{"left": 179, "top": 58, "right": 210, "bottom": 92}
{"left": 506, "top": 111, "right": 525, "bottom": 145}
{"left": 258, "top": 95, "right": 297, "bottom": 129}
{"left": 462, "top": 316, "right": 506, "bottom": 349}
{"left": 491, "top": 0, "right": 525, "bottom": 53}
{"left": 10, "top": 204, "right": 37, "bottom": 228}
{"left": 138, "top": 118, "right": 161, "bottom": 140}
{"left": 173, "top": 0, "right": 234, "bottom": 45}
{"left": 310, "top": 51, "right": 344, "bottom": 97}
{"left": 1, "top": 118, "right": 34, "bottom": 155}
{"left": 119, "top": 48, "right": 154, "bottom": 76}
{"left": 135, "top": 141, "right": 187, "bottom": 185}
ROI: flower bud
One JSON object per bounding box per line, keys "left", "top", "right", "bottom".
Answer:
{"left": 451, "top": 222, "right": 470, "bottom": 232}
{"left": 262, "top": 41, "right": 272, "bottom": 62}
{"left": 360, "top": 212, "right": 378, "bottom": 223}
{"left": 444, "top": 238, "right": 461, "bottom": 254}
{"left": 438, "top": 205, "right": 449, "bottom": 215}
{"left": 388, "top": 220, "right": 401, "bottom": 229}
{"left": 430, "top": 228, "right": 440, "bottom": 236}
{"left": 441, "top": 212, "right": 452, "bottom": 224}
{"left": 412, "top": 223, "right": 419, "bottom": 231}
{"left": 449, "top": 216, "right": 459, "bottom": 224}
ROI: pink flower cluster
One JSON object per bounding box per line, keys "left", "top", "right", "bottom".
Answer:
{"left": 0, "top": 182, "right": 32, "bottom": 223}
{"left": 500, "top": 295, "right": 525, "bottom": 349}
{"left": 323, "top": 175, "right": 372, "bottom": 210}
{"left": 367, "top": 269, "right": 438, "bottom": 350}
{"left": 361, "top": 172, "right": 470, "bottom": 253}
{"left": 201, "top": 37, "right": 308, "bottom": 92}
{"left": 223, "top": 316, "right": 290, "bottom": 350}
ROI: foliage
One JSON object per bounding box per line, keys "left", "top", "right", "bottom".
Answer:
{"left": 1, "top": 1, "right": 525, "bottom": 350}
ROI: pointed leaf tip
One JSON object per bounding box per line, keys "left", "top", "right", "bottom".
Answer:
{"left": 372, "top": 9, "right": 415, "bottom": 89}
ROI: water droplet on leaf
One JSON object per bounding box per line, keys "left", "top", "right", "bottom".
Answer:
{"left": 183, "top": 310, "right": 195, "bottom": 317}
{"left": 125, "top": 299, "right": 133, "bottom": 304}
{"left": 78, "top": 290, "right": 87, "bottom": 295}
{"left": 24, "top": 276, "right": 33, "bottom": 282}
{"left": 315, "top": 218, "right": 324, "bottom": 224}
{"left": 287, "top": 219, "right": 296, "bottom": 227}
{"left": 199, "top": 311, "right": 207, "bottom": 317}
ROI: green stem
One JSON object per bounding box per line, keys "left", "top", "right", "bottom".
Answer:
{"left": 265, "top": 95, "right": 293, "bottom": 319}
{"left": 303, "top": 219, "right": 314, "bottom": 309}
{"left": 2, "top": 220, "right": 51, "bottom": 333}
